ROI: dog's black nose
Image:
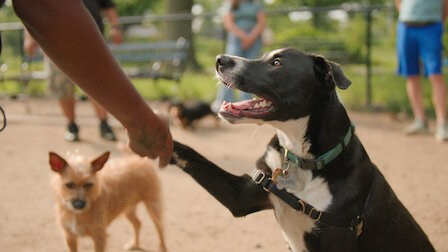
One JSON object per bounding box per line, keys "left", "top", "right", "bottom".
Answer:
{"left": 216, "top": 55, "right": 232, "bottom": 70}
{"left": 72, "top": 199, "right": 86, "bottom": 209}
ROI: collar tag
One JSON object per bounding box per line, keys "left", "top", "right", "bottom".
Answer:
{"left": 272, "top": 149, "right": 297, "bottom": 190}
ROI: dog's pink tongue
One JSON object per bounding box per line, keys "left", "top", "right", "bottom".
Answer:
{"left": 221, "top": 100, "right": 257, "bottom": 110}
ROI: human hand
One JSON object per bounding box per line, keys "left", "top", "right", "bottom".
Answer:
{"left": 109, "top": 27, "right": 122, "bottom": 47}
{"left": 23, "top": 33, "right": 38, "bottom": 57}
{"left": 241, "top": 35, "right": 255, "bottom": 50}
{"left": 125, "top": 111, "right": 173, "bottom": 168}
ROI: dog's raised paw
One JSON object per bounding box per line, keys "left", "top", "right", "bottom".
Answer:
{"left": 170, "top": 152, "right": 188, "bottom": 169}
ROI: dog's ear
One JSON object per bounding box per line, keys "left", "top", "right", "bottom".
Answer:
{"left": 91, "top": 151, "right": 110, "bottom": 173}
{"left": 313, "top": 55, "right": 351, "bottom": 90}
{"left": 49, "top": 152, "right": 67, "bottom": 173}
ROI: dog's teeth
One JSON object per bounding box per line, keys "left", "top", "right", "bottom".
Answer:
{"left": 254, "top": 103, "right": 260, "bottom": 109}
{"left": 228, "top": 102, "right": 233, "bottom": 111}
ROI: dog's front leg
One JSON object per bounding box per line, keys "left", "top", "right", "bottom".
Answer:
{"left": 171, "top": 141, "right": 272, "bottom": 217}
{"left": 63, "top": 231, "right": 77, "bottom": 252}
{"left": 90, "top": 230, "right": 107, "bottom": 252}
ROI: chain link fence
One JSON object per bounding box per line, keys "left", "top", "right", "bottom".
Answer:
{"left": 1, "top": 4, "right": 398, "bottom": 107}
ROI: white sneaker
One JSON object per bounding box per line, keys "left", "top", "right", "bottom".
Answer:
{"left": 435, "top": 123, "right": 448, "bottom": 142}
{"left": 403, "top": 119, "right": 428, "bottom": 135}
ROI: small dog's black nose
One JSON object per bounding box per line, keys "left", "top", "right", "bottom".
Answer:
{"left": 216, "top": 55, "right": 232, "bottom": 70}
{"left": 72, "top": 199, "right": 86, "bottom": 209}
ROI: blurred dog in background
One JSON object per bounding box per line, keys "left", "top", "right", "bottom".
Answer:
{"left": 168, "top": 100, "right": 219, "bottom": 129}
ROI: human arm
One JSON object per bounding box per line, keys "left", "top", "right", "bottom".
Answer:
{"left": 23, "top": 28, "right": 38, "bottom": 57}
{"left": 103, "top": 7, "right": 122, "bottom": 46}
{"left": 395, "top": 0, "right": 401, "bottom": 12}
{"left": 443, "top": 0, "right": 448, "bottom": 23}
{"left": 223, "top": 11, "right": 250, "bottom": 41}
{"left": 242, "top": 10, "right": 266, "bottom": 50}
{"left": 12, "top": 0, "right": 173, "bottom": 167}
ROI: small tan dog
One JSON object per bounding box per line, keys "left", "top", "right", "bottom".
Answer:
{"left": 49, "top": 148, "right": 166, "bottom": 252}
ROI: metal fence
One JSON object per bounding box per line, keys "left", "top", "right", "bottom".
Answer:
{"left": 0, "top": 4, "right": 396, "bottom": 106}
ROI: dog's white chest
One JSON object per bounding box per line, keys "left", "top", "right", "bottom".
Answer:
{"left": 264, "top": 147, "right": 333, "bottom": 251}
{"left": 63, "top": 217, "right": 85, "bottom": 236}
{"left": 270, "top": 195, "right": 314, "bottom": 251}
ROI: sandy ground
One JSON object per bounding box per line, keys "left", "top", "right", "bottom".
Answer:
{"left": 1, "top": 97, "right": 448, "bottom": 252}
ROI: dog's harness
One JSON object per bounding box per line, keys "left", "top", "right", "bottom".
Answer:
{"left": 251, "top": 122, "right": 368, "bottom": 237}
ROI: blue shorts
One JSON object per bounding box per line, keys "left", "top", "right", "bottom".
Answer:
{"left": 396, "top": 21, "right": 443, "bottom": 77}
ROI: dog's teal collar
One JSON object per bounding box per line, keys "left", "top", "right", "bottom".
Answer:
{"left": 281, "top": 122, "right": 355, "bottom": 170}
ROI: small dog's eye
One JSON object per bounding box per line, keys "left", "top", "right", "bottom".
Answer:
{"left": 273, "top": 59, "right": 281, "bottom": 66}
{"left": 65, "top": 183, "right": 75, "bottom": 189}
{"left": 84, "top": 183, "right": 93, "bottom": 190}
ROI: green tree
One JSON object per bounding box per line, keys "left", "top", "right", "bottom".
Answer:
{"left": 163, "top": 0, "right": 201, "bottom": 70}
{"left": 115, "top": 0, "right": 162, "bottom": 16}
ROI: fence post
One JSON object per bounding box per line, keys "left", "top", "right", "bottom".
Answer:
{"left": 365, "top": 7, "right": 372, "bottom": 108}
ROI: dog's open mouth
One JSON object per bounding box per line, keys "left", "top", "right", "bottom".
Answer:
{"left": 219, "top": 97, "right": 274, "bottom": 119}
{"left": 216, "top": 74, "right": 276, "bottom": 120}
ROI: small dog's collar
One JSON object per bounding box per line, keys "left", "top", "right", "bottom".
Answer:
{"left": 281, "top": 122, "right": 355, "bottom": 170}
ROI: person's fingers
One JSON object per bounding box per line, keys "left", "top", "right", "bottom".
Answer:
{"left": 158, "top": 152, "right": 170, "bottom": 168}
{"left": 158, "top": 140, "right": 173, "bottom": 168}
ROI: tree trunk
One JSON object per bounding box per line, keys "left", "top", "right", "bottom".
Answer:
{"left": 163, "top": 0, "right": 202, "bottom": 71}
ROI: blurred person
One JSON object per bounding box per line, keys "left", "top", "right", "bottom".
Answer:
{"left": 12, "top": 0, "right": 173, "bottom": 167}
{"left": 395, "top": 0, "right": 448, "bottom": 142}
{"left": 211, "top": 0, "right": 266, "bottom": 113}
{"left": 24, "top": 0, "right": 122, "bottom": 142}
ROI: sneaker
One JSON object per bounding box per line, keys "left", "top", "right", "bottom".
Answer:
{"left": 435, "top": 123, "right": 448, "bottom": 142}
{"left": 64, "top": 122, "right": 80, "bottom": 142}
{"left": 403, "top": 119, "right": 428, "bottom": 135}
{"left": 100, "top": 120, "right": 116, "bottom": 141}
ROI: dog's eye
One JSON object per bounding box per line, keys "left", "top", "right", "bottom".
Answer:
{"left": 273, "top": 59, "right": 281, "bottom": 67}
{"left": 65, "top": 183, "right": 75, "bottom": 189}
{"left": 84, "top": 183, "right": 93, "bottom": 190}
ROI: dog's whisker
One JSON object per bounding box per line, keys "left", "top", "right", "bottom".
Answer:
{"left": 249, "top": 125, "right": 261, "bottom": 139}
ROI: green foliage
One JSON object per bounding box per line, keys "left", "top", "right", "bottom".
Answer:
{"left": 0, "top": 5, "right": 20, "bottom": 23}
{"left": 341, "top": 14, "right": 366, "bottom": 63}
{"left": 114, "top": 0, "right": 162, "bottom": 16}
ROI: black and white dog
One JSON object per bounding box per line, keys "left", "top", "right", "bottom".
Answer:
{"left": 170, "top": 48, "right": 434, "bottom": 251}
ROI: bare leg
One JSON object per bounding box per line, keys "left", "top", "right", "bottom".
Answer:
{"left": 143, "top": 202, "right": 167, "bottom": 252}
{"left": 89, "top": 97, "right": 116, "bottom": 141}
{"left": 89, "top": 98, "right": 108, "bottom": 121}
{"left": 123, "top": 206, "right": 141, "bottom": 250}
{"left": 406, "top": 75, "right": 426, "bottom": 121}
{"left": 59, "top": 96, "right": 80, "bottom": 141}
{"left": 58, "top": 96, "right": 76, "bottom": 123}
{"left": 428, "top": 74, "right": 447, "bottom": 124}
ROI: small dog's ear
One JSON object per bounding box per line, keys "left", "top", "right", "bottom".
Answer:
{"left": 49, "top": 152, "right": 67, "bottom": 173}
{"left": 313, "top": 56, "right": 351, "bottom": 90}
{"left": 91, "top": 151, "right": 110, "bottom": 173}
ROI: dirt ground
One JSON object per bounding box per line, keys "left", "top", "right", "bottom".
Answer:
{"left": 1, "top": 97, "right": 448, "bottom": 252}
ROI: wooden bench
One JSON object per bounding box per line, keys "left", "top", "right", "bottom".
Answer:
{"left": 0, "top": 37, "right": 190, "bottom": 86}
{"left": 109, "top": 38, "right": 190, "bottom": 82}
